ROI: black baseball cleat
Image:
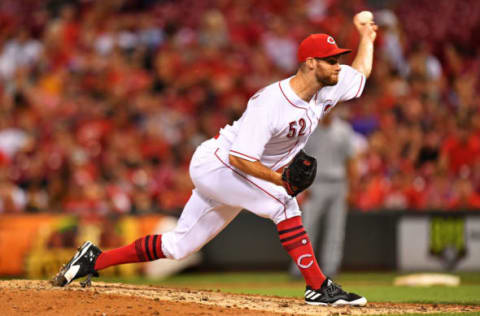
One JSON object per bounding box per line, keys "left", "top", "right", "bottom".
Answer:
{"left": 51, "top": 241, "right": 102, "bottom": 287}
{"left": 305, "top": 278, "right": 367, "bottom": 306}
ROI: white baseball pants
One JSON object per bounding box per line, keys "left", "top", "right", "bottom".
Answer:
{"left": 161, "top": 138, "right": 301, "bottom": 260}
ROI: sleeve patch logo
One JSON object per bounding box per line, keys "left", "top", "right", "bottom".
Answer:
{"left": 324, "top": 104, "right": 333, "bottom": 113}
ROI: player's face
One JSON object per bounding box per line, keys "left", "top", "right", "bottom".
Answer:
{"left": 314, "top": 56, "right": 341, "bottom": 86}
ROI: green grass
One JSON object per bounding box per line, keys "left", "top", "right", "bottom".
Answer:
{"left": 96, "top": 271, "right": 480, "bottom": 306}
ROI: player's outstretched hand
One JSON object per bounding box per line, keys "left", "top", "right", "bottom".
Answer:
{"left": 353, "top": 11, "right": 378, "bottom": 42}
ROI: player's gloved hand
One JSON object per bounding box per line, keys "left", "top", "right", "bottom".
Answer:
{"left": 281, "top": 150, "right": 317, "bottom": 197}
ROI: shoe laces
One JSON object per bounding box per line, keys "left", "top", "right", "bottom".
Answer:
{"left": 326, "top": 280, "right": 346, "bottom": 296}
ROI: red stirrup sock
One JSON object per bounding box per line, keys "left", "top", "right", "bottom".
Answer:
{"left": 277, "top": 216, "right": 326, "bottom": 289}
{"left": 94, "top": 234, "right": 165, "bottom": 271}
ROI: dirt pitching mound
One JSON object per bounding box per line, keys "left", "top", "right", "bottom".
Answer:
{"left": 1, "top": 280, "right": 479, "bottom": 316}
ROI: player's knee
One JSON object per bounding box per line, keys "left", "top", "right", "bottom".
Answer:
{"left": 271, "top": 199, "right": 301, "bottom": 225}
{"left": 168, "top": 249, "right": 190, "bottom": 260}
{"left": 163, "top": 242, "right": 191, "bottom": 260}
{"left": 161, "top": 232, "right": 197, "bottom": 260}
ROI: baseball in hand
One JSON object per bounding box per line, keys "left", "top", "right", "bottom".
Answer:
{"left": 355, "top": 11, "right": 374, "bottom": 24}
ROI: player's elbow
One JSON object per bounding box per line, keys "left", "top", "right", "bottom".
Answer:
{"left": 229, "top": 155, "right": 251, "bottom": 173}
{"left": 229, "top": 154, "right": 242, "bottom": 169}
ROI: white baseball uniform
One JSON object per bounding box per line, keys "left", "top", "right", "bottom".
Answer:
{"left": 161, "top": 65, "right": 365, "bottom": 260}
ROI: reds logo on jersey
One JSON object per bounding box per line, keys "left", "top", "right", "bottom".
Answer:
{"left": 323, "top": 104, "right": 333, "bottom": 113}
{"left": 321, "top": 99, "right": 334, "bottom": 115}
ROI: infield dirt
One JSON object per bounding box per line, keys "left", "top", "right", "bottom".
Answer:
{"left": 1, "top": 280, "right": 479, "bottom": 316}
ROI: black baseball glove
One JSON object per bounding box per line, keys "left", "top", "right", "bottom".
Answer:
{"left": 282, "top": 150, "right": 317, "bottom": 197}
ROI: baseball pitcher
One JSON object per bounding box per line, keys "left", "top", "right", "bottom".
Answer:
{"left": 52, "top": 13, "right": 377, "bottom": 306}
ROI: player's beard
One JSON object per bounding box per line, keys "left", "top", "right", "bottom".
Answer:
{"left": 315, "top": 72, "right": 338, "bottom": 86}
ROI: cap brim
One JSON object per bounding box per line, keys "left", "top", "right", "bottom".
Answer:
{"left": 319, "top": 48, "right": 352, "bottom": 58}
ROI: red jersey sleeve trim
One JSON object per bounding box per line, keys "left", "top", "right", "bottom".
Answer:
{"left": 355, "top": 75, "right": 365, "bottom": 98}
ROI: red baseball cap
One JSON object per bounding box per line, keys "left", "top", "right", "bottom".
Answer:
{"left": 297, "top": 34, "right": 351, "bottom": 62}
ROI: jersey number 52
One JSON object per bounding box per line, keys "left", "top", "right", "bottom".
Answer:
{"left": 287, "top": 119, "right": 307, "bottom": 138}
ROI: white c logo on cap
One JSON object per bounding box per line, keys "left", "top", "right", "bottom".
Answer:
{"left": 327, "top": 36, "right": 335, "bottom": 45}
{"left": 297, "top": 254, "right": 313, "bottom": 269}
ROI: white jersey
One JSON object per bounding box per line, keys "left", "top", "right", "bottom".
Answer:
{"left": 216, "top": 65, "right": 365, "bottom": 171}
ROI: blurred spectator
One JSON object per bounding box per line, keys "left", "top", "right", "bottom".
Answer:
{"left": 262, "top": 17, "right": 297, "bottom": 72}
{"left": 0, "top": 0, "right": 478, "bottom": 215}
{"left": 0, "top": 28, "right": 43, "bottom": 81}
{"left": 198, "top": 10, "right": 229, "bottom": 49}
{"left": 448, "top": 178, "right": 480, "bottom": 210}
{"left": 375, "top": 9, "right": 409, "bottom": 77}
{"left": 440, "top": 122, "right": 480, "bottom": 176}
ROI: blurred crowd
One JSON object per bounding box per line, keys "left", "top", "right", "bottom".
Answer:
{"left": 0, "top": 0, "right": 479, "bottom": 215}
